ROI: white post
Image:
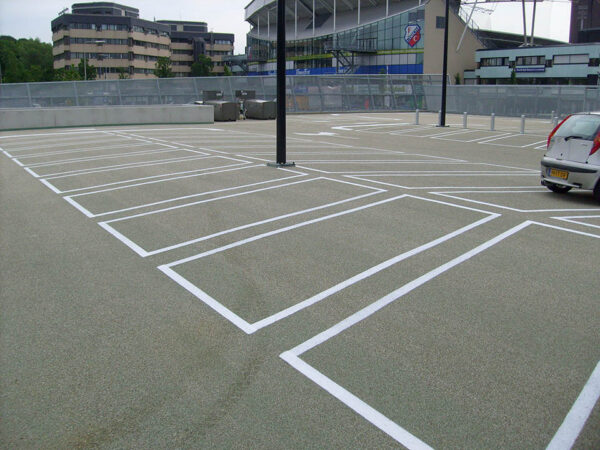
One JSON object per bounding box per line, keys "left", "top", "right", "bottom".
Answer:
{"left": 463, "top": 112, "right": 468, "bottom": 128}
{"left": 295, "top": 0, "right": 298, "bottom": 38}
{"left": 386, "top": 0, "right": 389, "bottom": 16}
{"left": 358, "top": 0, "right": 361, "bottom": 24}
{"left": 520, "top": 115, "right": 526, "bottom": 134}
{"left": 415, "top": 109, "right": 420, "bottom": 125}
{"left": 491, "top": 113, "right": 495, "bottom": 131}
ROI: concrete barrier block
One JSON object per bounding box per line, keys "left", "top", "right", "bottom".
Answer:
{"left": 245, "top": 99, "right": 276, "bottom": 120}
{"left": 0, "top": 105, "right": 214, "bottom": 131}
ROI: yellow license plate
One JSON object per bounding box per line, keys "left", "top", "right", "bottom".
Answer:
{"left": 549, "top": 168, "right": 569, "bottom": 180}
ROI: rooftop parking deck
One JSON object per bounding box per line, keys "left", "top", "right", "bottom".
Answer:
{"left": 1, "top": 112, "right": 599, "bottom": 448}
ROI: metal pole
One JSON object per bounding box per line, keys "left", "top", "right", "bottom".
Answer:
{"left": 415, "top": 109, "right": 420, "bottom": 125}
{"left": 490, "top": 113, "right": 495, "bottom": 131}
{"left": 530, "top": 0, "right": 537, "bottom": 45}
{"left": 270, "top": 0, "right": 294, "bottom": 167}
{"left": 521, "top": 0, "right": 527, "bottom": 46}
{"left": 463, "top": 112, "right": 468, "bottom": 128}
{"left": 520, "top": 114, "right": 526, "bottom": 134}
{"left": 439, "top": 0, "right": 449, "bottom": 127}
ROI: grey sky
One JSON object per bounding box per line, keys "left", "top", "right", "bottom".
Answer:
{"left": 0, "top": 0, "right": 571, "bottom": 55}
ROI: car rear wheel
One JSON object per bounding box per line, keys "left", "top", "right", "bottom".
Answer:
{"left": 546, "top": 183, "right": 572, "bottom": 194}
{"left": 594, "top": 181, "right": 600, "bottom": 203}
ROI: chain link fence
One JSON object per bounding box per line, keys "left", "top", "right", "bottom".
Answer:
{"left": 0, "top": 75, "right": 596, "bottom": 118}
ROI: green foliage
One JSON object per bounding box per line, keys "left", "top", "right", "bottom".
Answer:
{"left": 190, "top": 54, "right": 213, "bottom": 77}
{"left": 222, "top": 65, "right": 232, "bottom": 77}
{"left": 454, "top": 73, "right": 461, "bottom": 85}
{"left": 54, "top": 67, "right": 81, "bottom": 81}
{"left": 154, "top": 57, "right": 174, "bottom": 78}
{"left": 117, "top": 67, "right": 130, "bottom": 79}
{"left": 510, "top": 69, "right": 517, "bottom": 84}
{"left": 77, "top": 58, "right": 97, "bottom": 80}
{"left": 0, "top": 36, "right": 54, "bottom": 83}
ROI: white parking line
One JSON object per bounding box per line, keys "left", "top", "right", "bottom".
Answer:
{"left": 280, "top": 221, "right": 600, "bottom": 448}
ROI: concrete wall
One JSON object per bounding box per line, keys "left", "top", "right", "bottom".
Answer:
{"left": 423, "top": 0, "right": 483, "bottom": 82}
{"left": 0, "top": 105, "right": 214, "bottom": 131}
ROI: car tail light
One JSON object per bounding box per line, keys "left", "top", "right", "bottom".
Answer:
{"left": 590, "top": 132, "right": 600, "bottom": 156}
{"left": 547, "top": 115, "right": 571, "bottom": 149}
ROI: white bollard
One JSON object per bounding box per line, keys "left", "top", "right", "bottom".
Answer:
{"left": 552, "top": 116, "right": 559, "bottom": 128}
{"left": 490, "top": 113, "right": 495, "bottom": 131}
{"left": 463, "top": 112, "right": 468, "bottom": 129}
{"left": 520, "top": 115, "right": 526, "bottom": 134}
{"left": 415, "top": 109, "right": 420, "bottom": 125}
{"left": 551, "top": 110, "right": 555, "bottom": 121}
{"left": 438, "top": 110, "right": 442, "bottom": 126}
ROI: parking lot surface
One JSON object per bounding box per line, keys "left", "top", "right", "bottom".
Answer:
{"left": 1, "top": 112, "right": 599, "bottom": 448}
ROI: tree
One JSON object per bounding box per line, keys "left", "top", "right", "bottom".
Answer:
{"left": 117, "top": 67, "right": 130, "bottom": 79}
{"left": 190, "top": 54, "right": 213, "bottom": 77}
{"left": 54, "top": 67, "right": 81, "bottom": 81}
{"left": 0, "top": 36, "right": 54, "bottom": 83}
{"left": 154, "top": 57, "right": 174, "bottom": 78}
{"left": 77, "top": 59, "right": 97, "bottom": 80}
{"left": 223, "top": 65, "right": 232, "bottom": 77}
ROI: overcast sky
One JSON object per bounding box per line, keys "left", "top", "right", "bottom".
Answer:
{"left": 0, "top": 0, "right": 571, "bottom": 54}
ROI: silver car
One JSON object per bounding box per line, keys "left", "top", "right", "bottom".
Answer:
{"left": 541, "top": 112, "right": 600, "bottom": 202}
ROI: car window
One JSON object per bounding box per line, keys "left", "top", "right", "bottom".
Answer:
{"left": 555, "top": 114, "right": 600, "bottom": 140}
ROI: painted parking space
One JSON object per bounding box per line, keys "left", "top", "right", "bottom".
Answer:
{"left": 283, "top": 222, "right": 600, "bottom": 449}
{"left": 345, "top": 173, "right": 541, "bottom": 189}
{"left": 40, "top": 155, "right": 250, "bottom": 193}
{"left": 100, "top": 177, "right": 384, "bottom": 257}
{"left": 65, "top": 165, "right": 307, "bottom": 218}
{"left": 12, "top": 142, "right": 178, "bottom": 166}
{"left": 25, "top": 148, "right": 207, "bottom": 177}
{"left": 160, "top": 195, "right": 495, "bottom": 333}
{"left": 435, "top": 189, "right": 600, "bottom": 212}
{"left": 296, "top": 161, "right": 535, "bottom": 174}
{"left": 553, "top": 214, "right": 600, "bottom": 230}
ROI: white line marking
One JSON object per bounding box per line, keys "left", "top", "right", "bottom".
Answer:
{"left": 28, "top": 152, "right": 206, "bottom": 178}
{"left": 434, "top": 191, "right": 600, "bottom": 213}
{"left": 40, "top": 157, "right": 251, "bottom": 194}
{"left": 279, "top": 352, "right": 434, "bottom": 450}
{"left": 547, "top": 360, "right": 600, "bottom": 450}
{"left": 160, "top": 195, "right": 496, "bottom": 333}
{"left": 65, "top": 166, "right": 307, "bottom": 218}
{"left": 552, "top": 215, "right": 600, "bottom": 231}
{"left": 102, "top": 178, "right": 385, "bottom": 256}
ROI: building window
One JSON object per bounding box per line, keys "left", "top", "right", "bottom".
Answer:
{"left": 480, "top": 57, "right": 508, "bottom": 67}
{"left": 516, "top": 55, "right": 545, "bottom": 66}
{"left": 553, "top": 54, "right": 589, "bottom": 64}
{"left": 436, "top": 16, "right": 445, "bottom": 29}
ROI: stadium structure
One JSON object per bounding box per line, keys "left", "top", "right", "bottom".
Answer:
{"left": 244, "top": 0, "right": 486, "bottom": 76}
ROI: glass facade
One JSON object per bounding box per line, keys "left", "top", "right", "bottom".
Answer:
{"left": 247, "top": 7, "right": 425, "bottom": 75}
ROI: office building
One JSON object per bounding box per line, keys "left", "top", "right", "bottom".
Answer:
{"left": 157, "top": 21, "right": 234, "bottom": 76}
{"left": 51, "top": 2, "right": 234, "bottom": 79}
{"left": 465, "top": 43, "right": 600, "bottom": 85}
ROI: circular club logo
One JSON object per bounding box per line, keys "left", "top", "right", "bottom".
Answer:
{"left": 404, "top": 24, "right": 421, "bottom": 47}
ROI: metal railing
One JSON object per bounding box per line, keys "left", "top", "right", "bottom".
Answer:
{"left": 0, "top": 75, "right": 594, "bottom": 118}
